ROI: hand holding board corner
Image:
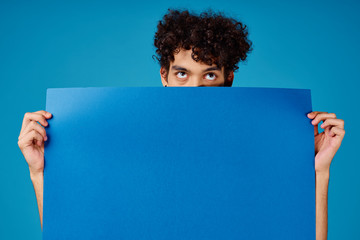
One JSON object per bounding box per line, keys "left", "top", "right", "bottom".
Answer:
{"left": 44, "top": 87, "right": 315, "bottom": 240}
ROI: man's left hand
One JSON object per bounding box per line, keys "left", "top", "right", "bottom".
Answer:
{"left": 307, "top": 111, "right": 345, "bottom": 173}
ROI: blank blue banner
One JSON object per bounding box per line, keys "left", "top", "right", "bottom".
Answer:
{"left": 44, "top": 87, "right": 315, "bottom": 240}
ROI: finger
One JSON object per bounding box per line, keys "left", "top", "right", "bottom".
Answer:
{"left": 311, "top": 112, "right": 337, "bottom": 125}
{"left": 18, "top": 120, "right": 47, "bottom": 142}
{"left": 307, "top": 111, "right": 327, "bottom": 119}
{"left": 329, "top": 126, "right": 346, "bottom": 138}
{"left": 18, "top": 129, "right": 45, "bottom": 149}
{"left": 314, "top": 124, "right": 319, "bottom": 136}
{"left": 308, "top": 111, "right": 328, "bottom": 135}
{"left": 39, "top": 110, "right": 52, "bottom": 119}
{"left": 20, "top": 111, "right": 51, "bottom": 135}
{"left": 325, "top": 125, "right": 331, "bottom": 136}
{"left": 321, "top": 118, "right": 344, "bottom": 129}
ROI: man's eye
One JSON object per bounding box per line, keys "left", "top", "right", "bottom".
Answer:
{"left": 205, "top": 73, "right": 217, "bottom": 81}
{"left": 176, "top": 72, "right": 187, "bottom": 79}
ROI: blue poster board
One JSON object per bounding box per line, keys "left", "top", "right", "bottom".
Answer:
{"left": 44, "top": 87, "right": 315, "bottom": 240}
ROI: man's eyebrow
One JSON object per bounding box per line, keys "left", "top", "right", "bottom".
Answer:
{"left": 171, "top": 65, "right": 221, "bottom": 72}
{"left": 171, "top": 65, "right": 189, "bottom": 71}
{"left": 203, "top": 66, "right": 221, "bottom": 72}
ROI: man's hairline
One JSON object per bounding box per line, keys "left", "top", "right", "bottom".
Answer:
{"left": 163, "top": 47, "right": 230, "bottom": 80}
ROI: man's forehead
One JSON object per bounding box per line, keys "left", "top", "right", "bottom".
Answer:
{"left": 171, "top": 48, "right": 223, "bottom": 71}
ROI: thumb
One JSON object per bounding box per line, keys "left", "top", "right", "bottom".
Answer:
{"left": 314, "top": 124, "right": 319, "bottom": 136}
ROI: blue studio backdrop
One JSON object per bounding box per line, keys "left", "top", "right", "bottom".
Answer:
{"left": 1, "top": 0, "right": 359, "bottom": 239}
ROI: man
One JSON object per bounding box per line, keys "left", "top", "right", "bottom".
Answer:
{"left": 17, "top": 9, "right": 345, "bottom": 240}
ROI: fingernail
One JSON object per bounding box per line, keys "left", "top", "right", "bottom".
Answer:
{"left": 45, "top": 135, "right": 48, "bottom": 141}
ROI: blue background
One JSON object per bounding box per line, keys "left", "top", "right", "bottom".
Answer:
{"left": 0, "top": 0, "right": 359, "bottom": 239}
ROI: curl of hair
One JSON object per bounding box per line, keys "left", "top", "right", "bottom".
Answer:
{"left": 153, "top": 8, "right": 253, "bottom": 77}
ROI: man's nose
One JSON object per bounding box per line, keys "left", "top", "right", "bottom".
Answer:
{"left": 188, "top": 77, "right": 203, "bottom": 87}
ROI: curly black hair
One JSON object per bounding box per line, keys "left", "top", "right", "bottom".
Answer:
{"left": 153, "top": 8, "right": 253, "bottom": 79}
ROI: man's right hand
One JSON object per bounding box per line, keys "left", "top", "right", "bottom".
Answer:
{"left": 18, "top": 110, "right": 52, "bottom": 175}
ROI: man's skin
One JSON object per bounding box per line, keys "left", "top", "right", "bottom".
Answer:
{"left": 18, "top": 48, "right": 345, "bottom": 240}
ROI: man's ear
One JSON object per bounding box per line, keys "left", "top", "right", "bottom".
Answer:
{"left": 160, "top": 67, "right": 168, "bottom": 87}
{"left": 225, "top": 71, "right": 234, "bottom": 87}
